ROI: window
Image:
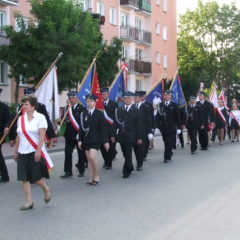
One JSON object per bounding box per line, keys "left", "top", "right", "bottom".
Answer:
{"left": 136, "top": 48, "right": 143, "bottom": 60}
{"left": 136, "top": 79, "right": 142, "bottom": 91}
{"left": 156, "top": 0, "right": 160, "bottom": 5}
{"left": 109, "top": 7, "right": 117, "bottom": 25}
{"left": 163, "top": 0, "right": 168, "bottom": 12}
{"left": 156, "top": 23, "right": 160, "bottom": 35}
{"left": 15, "top": 17, "right": 29, "bottom": 32}
{"left": 121, "top": 12, "right": 129, "bottom": 28}
{"left": 97, "top": 2, "right": 104, "bottom": 16}
{"left": 163, "top": 26, "right": 167, "bottom": 40}
{"left": 0, "top": 62, "right": 8, "bottom": 85}
{"left": 84, "top": 0, "right": 92, "bottom": 11}
{"left": 0, "top": 11, "right": 7, "bottom": 36}
{"left": 135, "top": 18, "right": 142, "bottom": 30}
{"left": 163, "top": 55, "right": 168, "bottom": 69}
{"left": 156, "top": 52, "right": 161, "bottom": 64}
{"left": 122, "top": 45, "right": 130, "bottom": 60}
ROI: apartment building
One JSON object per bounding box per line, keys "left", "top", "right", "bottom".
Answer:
{"left": 0, "top": 0, "right": 177, "bottom": 103}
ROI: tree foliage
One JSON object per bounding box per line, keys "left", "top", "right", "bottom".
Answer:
{"left": 178, "top": 0, "right": 240, "bottom": 99}
{"left": 0, "top": 0, "right": 122, "bottom": 102}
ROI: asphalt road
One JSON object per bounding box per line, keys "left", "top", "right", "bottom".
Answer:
{"left": 1, "top": 136, "right": 240, "bottom": 240}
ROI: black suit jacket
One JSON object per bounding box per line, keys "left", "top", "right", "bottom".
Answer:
{"left": 78, "top": 108, "right": 107, "bottom": 144}
{"left": 114, "top": 105, "right": 143, "bottom": 144}
{"left": 0, "top": 102, "right": 10, "bottom": 139}
{"left": 196, "top": 101, "right": 215, "bottom": 125}
{"left": 137, "top": 103, "right": 152, "bottom": 136}
{"left": 157, "top": 101, "right": 181, "bottom": 133}
{"left": 144, "top": 100, "right": 154, "bottom": 130}
{"left": 64, "top": 103, "right": 85, "bottom": 140}
{"left": 103, "top": 99, "right": 117, "bottom": 137}
{"left": 186, "top": 104, "right": 203, "bottom": 129}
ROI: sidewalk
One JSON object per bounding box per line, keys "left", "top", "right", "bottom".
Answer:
{"left": 2, "top": 137, "right": 65, "bottom": 159}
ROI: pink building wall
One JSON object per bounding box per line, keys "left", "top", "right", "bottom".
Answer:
{"left": 151, "top": 0, "right": 177, "bottom": 84}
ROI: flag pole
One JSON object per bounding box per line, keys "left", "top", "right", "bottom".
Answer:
{"left": 146, "top": 75, "right": 164, "bottom": 96}
{"left": 109, "top": 66, "right": 125, "bottom": 91}
{"left": 170, "top": 67, "right": 180, "bottom": 89}
{"left": 77, "top": 51, "right": 100, "bottom": 92}
{"left": 0, "top": 52, "right": 63, "bottom": 145}
{"left": 35, "top": 52, "right": 63, "bottom": 89}
{"left": 55, "top": 105, "right": 70, "bottom": 135}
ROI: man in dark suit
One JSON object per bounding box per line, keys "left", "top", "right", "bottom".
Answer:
{"left": 0, "top": 88, "right": 10, "bottom": 182}
{"left": 60, "top": 91, "right": 87, "bottom": 178}
{"left": 114, "top": 91, "right": 143, "bottom": 178}
{"left": 99, "top": 87, "right": 118, "bottom": 169}
{"left": 196, "top": 91, "right": 215, "bottom": 150}
{"left": 140, "top": 91, "right": 154, "bottom": 158}
{"left": 186, "top": 96, "right": 204, "bottom": 154}
{"left": 157, "top": 90, "right": 181, "bottom": 163}
{"left": 133, "top": 91, "right": 152, "bottom": 170}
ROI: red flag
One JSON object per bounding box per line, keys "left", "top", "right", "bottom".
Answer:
{"left": 91, "top": 67, "right": 104, "bottom": 110}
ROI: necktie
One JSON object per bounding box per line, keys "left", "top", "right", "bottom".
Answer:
{"left": 104, "top": 102, "right": 107, "bottom": 107}
{"left": 125, "top": 106, "right": 128, "bottom": 111}
{"left": 88, "top": 110, "right": 91, "bottom": 116}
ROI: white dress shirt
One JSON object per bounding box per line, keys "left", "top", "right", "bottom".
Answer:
{"left": 17, "top": 111, "right": 48, "bottom": 154}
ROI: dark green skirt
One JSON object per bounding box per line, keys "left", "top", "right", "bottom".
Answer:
{"left": 17, "top": 152, "right": 49, "bottom": 183}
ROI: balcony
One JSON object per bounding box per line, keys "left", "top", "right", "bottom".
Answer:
{"left": 138, "top": 0, "right": 151, "bottom": 14}
{"left": 120, "top": 26, "right": 152, "bottom": 45}
{"left": 0, "top": 0, "right": 18, "bottom": 6}
{"left": 120, "top": 0, "right": 140, "bottom": 10}
{"left": 127, "top": 59, "right": 151, "bottom": 75}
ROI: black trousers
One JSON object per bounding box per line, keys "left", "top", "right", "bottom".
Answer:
{"left": 120, "top": 143, "right": 134, "bottom": 177}
{"left": 188, "top": 128, "right": 198, "bottom": 152}
{"left": 100, "top": 139, "right": 116, "bottom": 167}
{"left": 179, "top": 132, "right": 184, "bottom": 147}
{"left": 198, "top": 125, "right": 209, "bottom": 149}
{"left": 64, "top": 139, "right": 86, "bottom": 175}
{"left": 144, "top": 137, "right": 150, "bottom": 158}
{"left": 133, "top": 141, "right": 144, "bottom": 167}
{"left": 161, "top": 132, "right": 174, "bottom": 160}
{"left": 0, "top": 145, "right": 9, "bottom": 179}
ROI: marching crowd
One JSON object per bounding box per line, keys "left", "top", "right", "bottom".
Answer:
{"left": 0, "top": 86, "right": 240, "bottom": 210}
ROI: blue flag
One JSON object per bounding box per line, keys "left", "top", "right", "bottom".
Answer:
{"left": 146, "top": 80, "right": 164, "bottom": 103}
{"left": 77, "top": 63, "right": 95, "bottom": 107}
{"left": 109, "top": 70, "right": 125, "bottom": 102}
{"left": 170, "top": 75, "right": 186, "bottom": 106}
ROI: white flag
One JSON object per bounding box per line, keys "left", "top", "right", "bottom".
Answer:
{"left": 209, "top": 84, "right": 218, "bottom": 108}
{"left": 35, "top": 66, "right": 60, "bottom": 122}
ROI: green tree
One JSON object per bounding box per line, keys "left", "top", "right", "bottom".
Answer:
{"left": 0, "top": 0, "right": 122, "bottom": 102}
{"left": 96, "top": 37, "right": 122, "bottom": 87}
{"left": 178, "top": 0, "right": 240, "bottom": 98}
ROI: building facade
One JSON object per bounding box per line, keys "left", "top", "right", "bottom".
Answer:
{"left": 0, "top": 0, "right": 177, "bottom": 104}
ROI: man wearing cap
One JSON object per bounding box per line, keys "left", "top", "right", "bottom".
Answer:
{"left": 0, "top": 88, "right": 11, "bottom": 182}
{"left": 113, "top": 91, "right": 143, "bottom": 178}
{"left": 186, "top": 96, "right": 204, "bottom": 154}
{"left": 196, "top": 91, "right": 215, "bottom": 150}
{"left": 60, "top": 91, "right": 87, "bottom": 178}
{"left": 134, "top": 91, "right": 152, "bottom": 170}
{"left": 100, "top": 87, "right": 118, "bottom": 169}
{"left": 8, "top": 87, "right": 57, "bottom": 145}
{"left": 157, "top": 90, "right": 181, "bottom": 163}
{"left": 139, "top": 91, "right": 154, "bottom": 157}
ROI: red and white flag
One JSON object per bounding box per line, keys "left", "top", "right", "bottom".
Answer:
{"left": 209, "top": 84, "right": 218, "bottom": 108}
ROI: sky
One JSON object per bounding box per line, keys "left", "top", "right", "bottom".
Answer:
{"left": 177, "top": 0, "right": 240, "bottom": 15}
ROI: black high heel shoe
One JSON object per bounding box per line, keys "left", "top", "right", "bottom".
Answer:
{"left": 20, "top": 202, "right": 34, "bottom": 211}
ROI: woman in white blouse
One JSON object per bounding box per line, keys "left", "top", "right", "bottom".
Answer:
{"left": 14, "top": 96, "right": 51, "bottom": 210}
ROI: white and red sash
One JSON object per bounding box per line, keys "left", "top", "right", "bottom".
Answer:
{"left": 68, "top": 106, "right": 79, "bottom": 132}
{"left": 104, "top": 110, "right": 113, "bottom": 125}
{"left": 20, "top": 114, "right": 54, "bottom": 170}
{"left": 230, "top": 111, "right": 240, "bottom": 127}
{"left": 216, "top": 107, "right": 227, "bottom": 124}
